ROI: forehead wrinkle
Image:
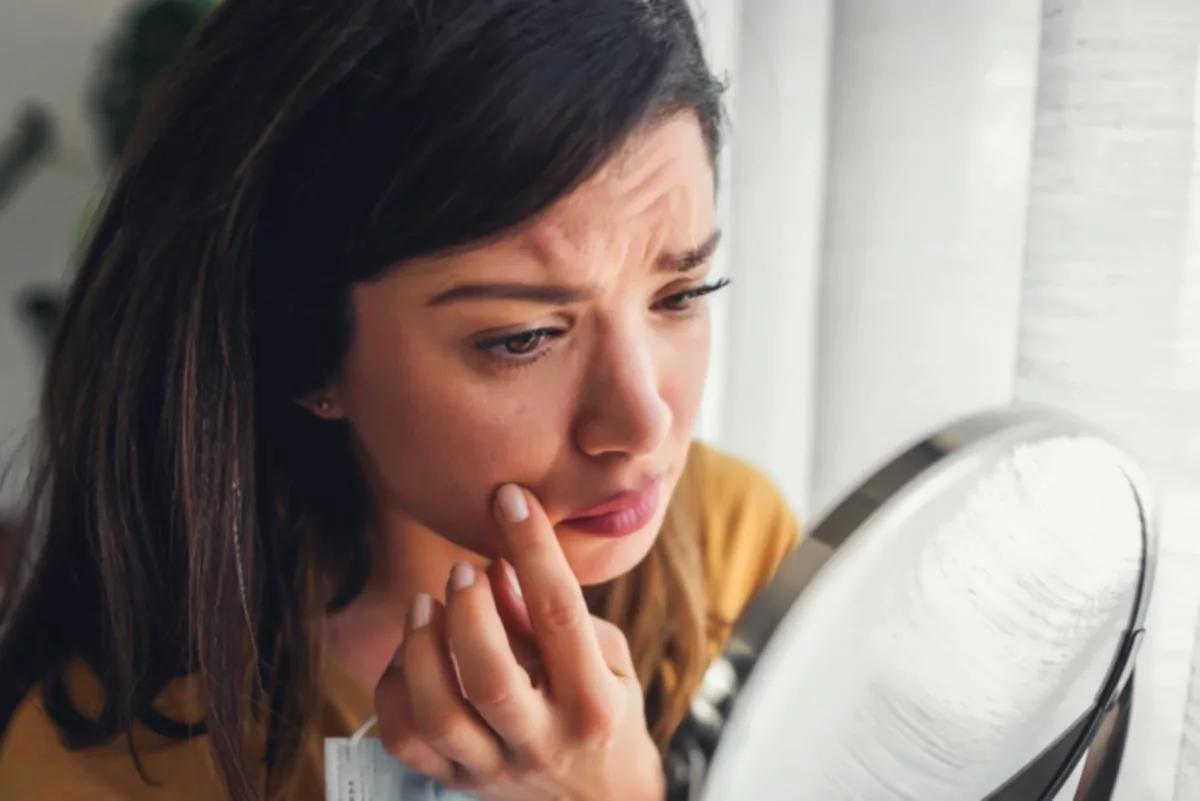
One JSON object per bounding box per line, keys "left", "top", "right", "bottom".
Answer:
{"left": 466, "top": 116, "right": 711, "bottom": 287}
{"left": 525, "top": 215, "right": 587, "bottom": 270}
{"left": 524, "top": 214, "right": 629, "bottom": 286}
{"left": 600, "top": 148, "right": 681, "bottom": 225}
{"left": 527, "top": 172, "right": 676, "bottom": 277}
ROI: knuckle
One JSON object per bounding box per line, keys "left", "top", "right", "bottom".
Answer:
{"left": 594, "top": 621, "right": 633, "bottom": 665}
{"left": 575, "top": 696, "right": 621, "bottom": 748}
{"left": 420, "top": 715, "right": 471, "bottom": 753}
{"left": 466, "top": 676, "right": 521, "bottom": 715}
{"left": 532, "top": 590, "right": 585, "bottom": 632}
{"left": 377, "top": 710, "right": 414, "bottom": 754}
{"left": 385, "top": 734, "right": 431, "bottom": 767}
{"left": 622, "top": 677, "right": 648, "bottom": 711}
{"left": 526, "top": 742, "right": 572, "bottom": 775}
{"left": 466, "top": 757, "right": 505, "bottom": 783}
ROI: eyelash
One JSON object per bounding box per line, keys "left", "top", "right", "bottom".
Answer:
{"left": 475, "top": 278, "right": 732, "bottom": 369}
{"left": 655, "top": 276, "right": 731, "bottom": 313}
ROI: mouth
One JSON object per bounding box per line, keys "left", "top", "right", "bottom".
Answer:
{"left": 558, "top": 477, "right": 664, "bottom": 538}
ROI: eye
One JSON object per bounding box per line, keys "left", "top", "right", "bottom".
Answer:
{"left": 500, "top": 331, "right": 548, "bottom": 355}
{"left": 475, "top": 327, "right": 564, "bottom": 365}
{"left": 656, "top": 277, "right": 731, "bottom": 313}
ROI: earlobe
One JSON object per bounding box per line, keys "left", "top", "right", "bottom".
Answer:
{"left": 295, "top": 392, "right": 344, "bottom": 420}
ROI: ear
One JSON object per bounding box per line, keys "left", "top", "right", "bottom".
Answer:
{"left": 295, "top": 390, "right": 345, "bottom": 420}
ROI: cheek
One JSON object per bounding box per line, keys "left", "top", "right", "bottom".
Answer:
{"left": 339, "top": 342, "right": 575, "bottom": 555}
{"left": 663, "top": 317, "right": 711, "bottom": 434}
{"left": 338, "top": 310, "right": 710, "bottom": 562}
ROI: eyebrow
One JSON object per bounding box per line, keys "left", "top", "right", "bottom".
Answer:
{"left": 426, "top": 230, "right": 722, "bottom": 307}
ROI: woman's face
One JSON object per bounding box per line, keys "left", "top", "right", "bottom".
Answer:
{"left": 324, "top": 114, "right": 717, "bottom": 586}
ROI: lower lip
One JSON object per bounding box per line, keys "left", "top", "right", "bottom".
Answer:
{"left": 559, "top": 480, "right": 663, "bottom": 538}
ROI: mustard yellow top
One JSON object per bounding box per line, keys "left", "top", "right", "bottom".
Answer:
{"left": 0, "top": 442, "right": 800, "bottom": 800}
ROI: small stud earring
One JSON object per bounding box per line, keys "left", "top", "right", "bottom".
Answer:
{"left": 316, "top": 398, "right": 332, "bottom": 413}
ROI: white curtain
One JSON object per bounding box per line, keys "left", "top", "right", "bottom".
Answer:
{"left": 696, "top": 0, "right": 1200, "bottom": 797}
{"left": 692, "top": 0, "right": 831, "bottom": 518}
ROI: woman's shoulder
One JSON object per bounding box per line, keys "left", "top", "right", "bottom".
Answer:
{"left": 0, "top": 682, "right": 151, "bottom": 800}
{"left": 0, "top": 664, "right": 225, "bottom": 801}
{"left": 0, "top": 659, "right": 363, "bottom": 801}
{"left": 0, "top": 657, "right": 262, "bottom": 801}
{"left": 680, "top": 440, "right": 802, "bottom": 627}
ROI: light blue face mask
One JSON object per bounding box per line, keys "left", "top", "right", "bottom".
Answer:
{"left": 325, "top": 730, "right": 481, "bottom": 801}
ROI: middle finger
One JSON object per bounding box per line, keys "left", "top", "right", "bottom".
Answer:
{"left": 402, "top": 592, "right": 508, "bottom": 780}
{"left": 444, "top": 561, "right": 549, "bottom": 751}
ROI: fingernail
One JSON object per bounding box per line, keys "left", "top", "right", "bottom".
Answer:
{"left": 504, "top": 560, "right": 523, "bottom": 597}
{"left": 449, "top": 561, "right": 476, "bottom": 592}
{"left": 496, "top": 484, "right": 529, "bottom": 524}
{"left": 409, "top": 593, "right": 432, "bottom": 630}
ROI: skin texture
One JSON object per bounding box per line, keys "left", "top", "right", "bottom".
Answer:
{"left": 320, "top": 113, "right": 719, "bottom": 699}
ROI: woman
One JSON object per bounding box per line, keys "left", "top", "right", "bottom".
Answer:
{"left": 0, "top": 0, "right": 800, "bottom": 799}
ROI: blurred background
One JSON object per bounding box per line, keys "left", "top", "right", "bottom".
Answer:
{"left": 0, "top": 1, "right": 1198, "bottom": 799}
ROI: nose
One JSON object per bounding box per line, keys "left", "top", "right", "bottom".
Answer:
{"left": 573, "top": 324, "right": 672, "bottom": 459}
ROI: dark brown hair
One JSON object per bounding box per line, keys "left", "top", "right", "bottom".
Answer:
{"left": 0, "top": 1, "right": 724, "bottom": 798}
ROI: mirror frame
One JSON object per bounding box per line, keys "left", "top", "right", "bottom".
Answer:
{"left": 668, "top": 405, "right": 1157, "bottom": 801}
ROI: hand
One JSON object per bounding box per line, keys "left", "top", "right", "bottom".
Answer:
{"left": 374, "top": 484, "right": 665, "bottom": 801}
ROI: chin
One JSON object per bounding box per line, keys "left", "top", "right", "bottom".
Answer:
{"left": 559, "top": 511, "right": 666, "bottom": 586}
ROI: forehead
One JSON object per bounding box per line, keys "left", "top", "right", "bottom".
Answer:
{"left": 394, "top": 114, "right": 716, "bottom": 290}
{"left": 525, "top": 114, "right": 715, "bottom": 262}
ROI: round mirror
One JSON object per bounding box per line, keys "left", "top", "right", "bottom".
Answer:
{"left": 670, "top": 406, "right": 1155, "bottom": 801}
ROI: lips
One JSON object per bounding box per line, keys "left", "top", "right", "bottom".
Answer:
{"left": 559, "top": 477, "right": 664, "bottom": 538}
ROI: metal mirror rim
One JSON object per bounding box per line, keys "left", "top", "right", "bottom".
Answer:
{"left": 685, "top": 404, "right": 1157, "bottom": 801}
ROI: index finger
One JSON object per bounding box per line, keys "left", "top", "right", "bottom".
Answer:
{"left": 493, "top": 484, "right": 613, "bottom": 706}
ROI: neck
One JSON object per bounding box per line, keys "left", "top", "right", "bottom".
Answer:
{"left": 323, "top": 507, "right": 488, "bottom": 692}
